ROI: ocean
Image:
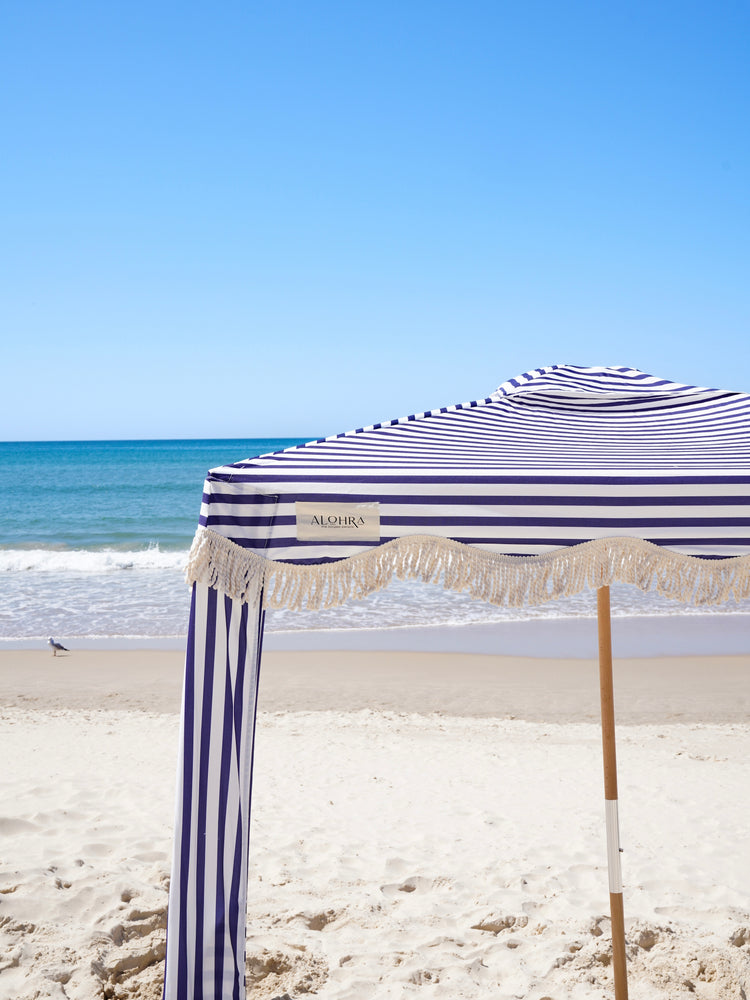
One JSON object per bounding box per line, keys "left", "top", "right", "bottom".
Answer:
{"left": 3, "top": 439, "right": 750, "bottom": 648}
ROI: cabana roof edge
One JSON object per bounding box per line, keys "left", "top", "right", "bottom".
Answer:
{"left": 186, "top": 526, "right": 750, "bottom": 611}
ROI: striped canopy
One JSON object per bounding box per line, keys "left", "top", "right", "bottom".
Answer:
{"left": 188, "top": 364, "right": 750, "bottom": 610}
{"left": 164, "top": 365, "right": 750, "bottom": 1000}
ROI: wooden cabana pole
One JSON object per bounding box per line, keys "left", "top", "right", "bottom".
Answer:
{"left": 597, "top": 585, "right": 629, "bottom": 1000}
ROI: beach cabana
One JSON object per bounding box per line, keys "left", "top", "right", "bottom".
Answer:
{"left": 163, "top": 364, "right": 750, "bottom": 1000}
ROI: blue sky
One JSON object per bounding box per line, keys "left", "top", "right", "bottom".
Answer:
{"left": 2, "top": 1, "right": 748, "bottom": 440}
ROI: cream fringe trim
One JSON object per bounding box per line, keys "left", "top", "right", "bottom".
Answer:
{"left": 185, "top": 526, "right": 750, "bottom": 610}
{"left": 186, "top": 528, "right": 750, "bottom": 610}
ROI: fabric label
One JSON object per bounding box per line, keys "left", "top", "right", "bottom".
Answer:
{"left": 296, "top": 501, "right": 381, "bottom": 541}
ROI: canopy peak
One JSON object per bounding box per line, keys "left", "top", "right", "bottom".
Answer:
{"left": 492, "top": 364, "right": 709, "bottom": 398}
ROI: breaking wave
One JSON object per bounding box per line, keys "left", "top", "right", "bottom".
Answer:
{"left": 0, "top": 545, "right": 188, "bottom": 574}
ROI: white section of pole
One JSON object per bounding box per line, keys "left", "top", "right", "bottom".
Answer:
{"left": 597, "top": 585, "right": 629, "bottom": 1000}
{"left": 605, "top": 799, "right": 623, "bottom": 894}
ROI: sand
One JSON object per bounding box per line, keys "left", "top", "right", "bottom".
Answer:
{"left": 1, "top": 645, "right": 748, "bottom": 999}
{"left": 3, "top": 647, "right": 749, "bottom": 723}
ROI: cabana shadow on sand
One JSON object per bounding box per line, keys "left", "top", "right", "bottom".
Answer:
{"left": 161, "top": 364, "right": 750, "bottom": 1000}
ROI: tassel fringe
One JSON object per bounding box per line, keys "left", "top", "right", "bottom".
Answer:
{"left": 185, "top": 526, "right": 750, "bottom": 610}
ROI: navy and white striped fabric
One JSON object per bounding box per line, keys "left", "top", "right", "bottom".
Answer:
{"left": 163, "top": 583, "right": 265, "bottom": 1000}
{"left": 199, "top": 365, "right": 750, "bottom": 562}
{"left": 163, "top": 366, "right": 750, "bottom": 1000}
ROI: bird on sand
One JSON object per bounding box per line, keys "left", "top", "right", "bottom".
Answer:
{"left": 48, "top": 637, "right": 69, "bottom": 656}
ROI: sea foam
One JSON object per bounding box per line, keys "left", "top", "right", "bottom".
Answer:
{"left": 0, "top": 545, "right": 188, "bottom": 574}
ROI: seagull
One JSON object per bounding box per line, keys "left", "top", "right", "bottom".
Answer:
{"left": 48, "top": 637, "right": 69, "bottom": 656}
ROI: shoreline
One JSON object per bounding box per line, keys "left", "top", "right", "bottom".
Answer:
{"left": 3, "top": 610, "right": 750, "bottom": 656}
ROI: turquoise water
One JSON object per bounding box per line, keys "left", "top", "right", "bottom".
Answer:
{"left": 0, "top": 438, "right": 304, "bottom": 640}
{"left": 3, "top": 439, "right": 750, "bottom": 643}
{"left": 1, "top": 439, "right": 303, "bottom": 552}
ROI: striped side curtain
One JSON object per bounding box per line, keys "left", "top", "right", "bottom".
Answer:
{"left": 163, "top": 582, "right": 265, "bottom": 1000}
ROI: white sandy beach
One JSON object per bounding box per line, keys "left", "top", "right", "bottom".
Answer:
{"left": 1, "top": 645, "right": 749, "bottom": 999}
